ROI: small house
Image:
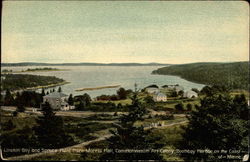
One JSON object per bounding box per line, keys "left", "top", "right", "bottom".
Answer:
{"left": 183, "top": 91, "right": 198, "bottom": 98}
{"left": 153, "top": 92, "right": 167, "bottom": 102}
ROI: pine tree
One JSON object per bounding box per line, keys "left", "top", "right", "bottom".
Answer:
{"left": 4, "top": 89, "right": 14, "bottom": 106}
{"left": 17, "top": 103, "right": 25, "bottom": 112}
{"left": 33, "top": 102, "right": 75, "bottom": 148}
{"left": 41, "top": 89, "right": 45, "bottom": 96}
{"left": 58, "top": 87, "right": 62, "bottom": 92}
{"left": 68, "top": 94, "right": 74, "bottom": 106}
{"left": 3, "top": 119, "right": 15, "bottom": 130}
{"left": 180, "top": 93, "right": 248, "bottom": 161}
{"left": 99, "top": 84, "right": 162, "bottom": 160}
{"left": 14, "top": 92, "right": 21, "bottom": 106}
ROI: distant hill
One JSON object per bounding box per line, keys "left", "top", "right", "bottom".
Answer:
{"left": 152, "top": 62, "right": 249, "bottom": 90}
{"left": 1, "top": 62, "right": 170, "bottom": 67}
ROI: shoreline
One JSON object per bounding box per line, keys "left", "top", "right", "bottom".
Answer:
{"left": 11, "top": 81, "right": 70, "bottom": 93}
{"left": 75, "top": 85, "right": 121, "bottom": 91}
{"left": 2, "top": 69, "right": 70, "bottom": 74}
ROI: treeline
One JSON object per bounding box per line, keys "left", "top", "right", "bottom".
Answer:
{"left": 152, "top": 62, "right": 248, "bottom": 90}
{"left": 1, "top": 74, "right": 65, "bottom": 91}
{"left": 96, "top": 88, "right": 133, "bottom": 101}
{"left": 73, "top": 93, "right": 129, "bottom": 112}
{"left": 26, "top": 67, "right": 58, "bottom": 71}
{"left": 2, "top": 90, "right": 43, "bottom": 108}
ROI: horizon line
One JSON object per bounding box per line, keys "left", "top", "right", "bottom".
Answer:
{"left": 1, "top": 60, "right": 248, "bottom": 65}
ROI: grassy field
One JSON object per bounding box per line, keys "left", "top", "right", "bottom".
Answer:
{"left": 134, "top": 115, "right": 187, "bottom": 127}
{"left": 93, "top": 98, "right": 132, "bottom": 106}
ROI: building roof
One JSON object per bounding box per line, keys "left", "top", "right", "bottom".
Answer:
{"left": 146, "top": 87, "right": 159, "bottom": 90}
{"left": 146, "top": 84, "right": 159, "bottom": 88}
{"left": 155, "top": 92, "right": 166, "bottom": 97}
{"left": 185, "top": 91, "right": 197, "bottom": 95}
{"left": 44, "top": 92, "right": 68, "bottom": 98}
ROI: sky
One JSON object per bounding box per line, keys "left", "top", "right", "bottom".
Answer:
{"left": 2, "top": 1, "right": 249, "bottom": 64}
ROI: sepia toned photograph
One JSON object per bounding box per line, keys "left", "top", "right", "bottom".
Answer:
{"left": 1, "top": 1, "right": 249, "bottom": 161}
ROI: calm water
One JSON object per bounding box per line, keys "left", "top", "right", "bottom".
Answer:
{"left": 3, "top": 66, "right": 205, "bottom": 98}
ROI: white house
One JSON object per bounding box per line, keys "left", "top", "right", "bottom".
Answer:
{"left": 43, "top": 92, "right": 74, "bottom": 111}
{"left": 183, "top": 91, "right": 198, "bottom": 98}
{"left": 146, "top": 87, "right": 160, "bottom": 94}
{"left": 153, "top": 92, "right": 167, "bottom": 102}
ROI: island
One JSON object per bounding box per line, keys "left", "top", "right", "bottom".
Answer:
{"left": 1, "top": 67, "right": 69, "bottom": 74}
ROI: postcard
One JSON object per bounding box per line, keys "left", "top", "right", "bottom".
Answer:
{"left": 1, "top": 1, "right": 249, "bottom": 161}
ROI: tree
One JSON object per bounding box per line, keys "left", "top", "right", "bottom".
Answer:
{"left": 4, "top": 89, "right": 14, "bottom": 106}
{"left": 200, "top": 86, "right": 212, "bottom": 96}
{"left": 82, "top": 93, "right": 91, "bottom": 107}
{"left": 186, "top": 103, "right": 192, "bottom": 111}
{"left": 180, "top": 93, "right": 248, "bottom": 161}
{"left": 33, "top": 102, "right": 75, "bottom": 148}
{"left": 99, "top": 85, "right": 162, "bottom": 160}
{"left": 175, "top": 103, "right": 184, "bottom": 112}
{"left": 74, "top": 94, "right": 91, "bottom": 111}
{"left": 75, "top": 100, "right": 85, "bottom": 111}
{"left": 178, "top": 90, "right": 184, "bottom": 97}
{"left": 144, "top": 95, "right": 155, "bottom": 106}
{"left": 17, "top": 103, "right": 25, "bottom": 112}
{"left": 171, "top": 91, "right": 178, "bottom": 97}
{"left": 41, "top": 89, "right": 45, "bottom": 96}
{"left": 233, "top": 94, "right": 248, "bottom": 120}
{"left": 200, "top": 85, "right": 229, "bottom": 96}
{"left": 117, "top": 87, "right": 127, "bottom": 100}
{"left": 19, "top": 91, "right": 42, "bottom": 108}
{"left": 12, "top": 111, "right": 18, "bottom": 117}
{"left": 14, "top": 92, "right": 21, "bottom": 106}
{"left": 68, "top": 94, "right": 74, "bottom": 106}
{"left": 3, "top": 119, "right": 16, "bottom": 131}
{"left": 58, "top": 87, "right": 62, "bottom": 92}
{"left": 191, "top": 88, "right": 199, "bottom": 94}
{"left": 117, "top": 103, "right": 122, "bottom": 109}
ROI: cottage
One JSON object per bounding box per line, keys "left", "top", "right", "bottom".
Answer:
{"left": 183, "top": 91, "right": 198, "bottom": 98}
{"left": 145, "top": 87, "right": 160, "bottom": 94}
{"left": 43, "top": 92, "right": 73, "bottom": 110}
{"left": 153, "top": 92, "right": 167, "bottom": 102}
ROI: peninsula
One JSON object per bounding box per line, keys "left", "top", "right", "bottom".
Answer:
{"left": 75, "top": 85, "right": 121, "bottom": 91}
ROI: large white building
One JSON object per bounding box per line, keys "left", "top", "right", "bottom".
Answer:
{"left": 43, "top": 92, "right": 74, "bottom": 111}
